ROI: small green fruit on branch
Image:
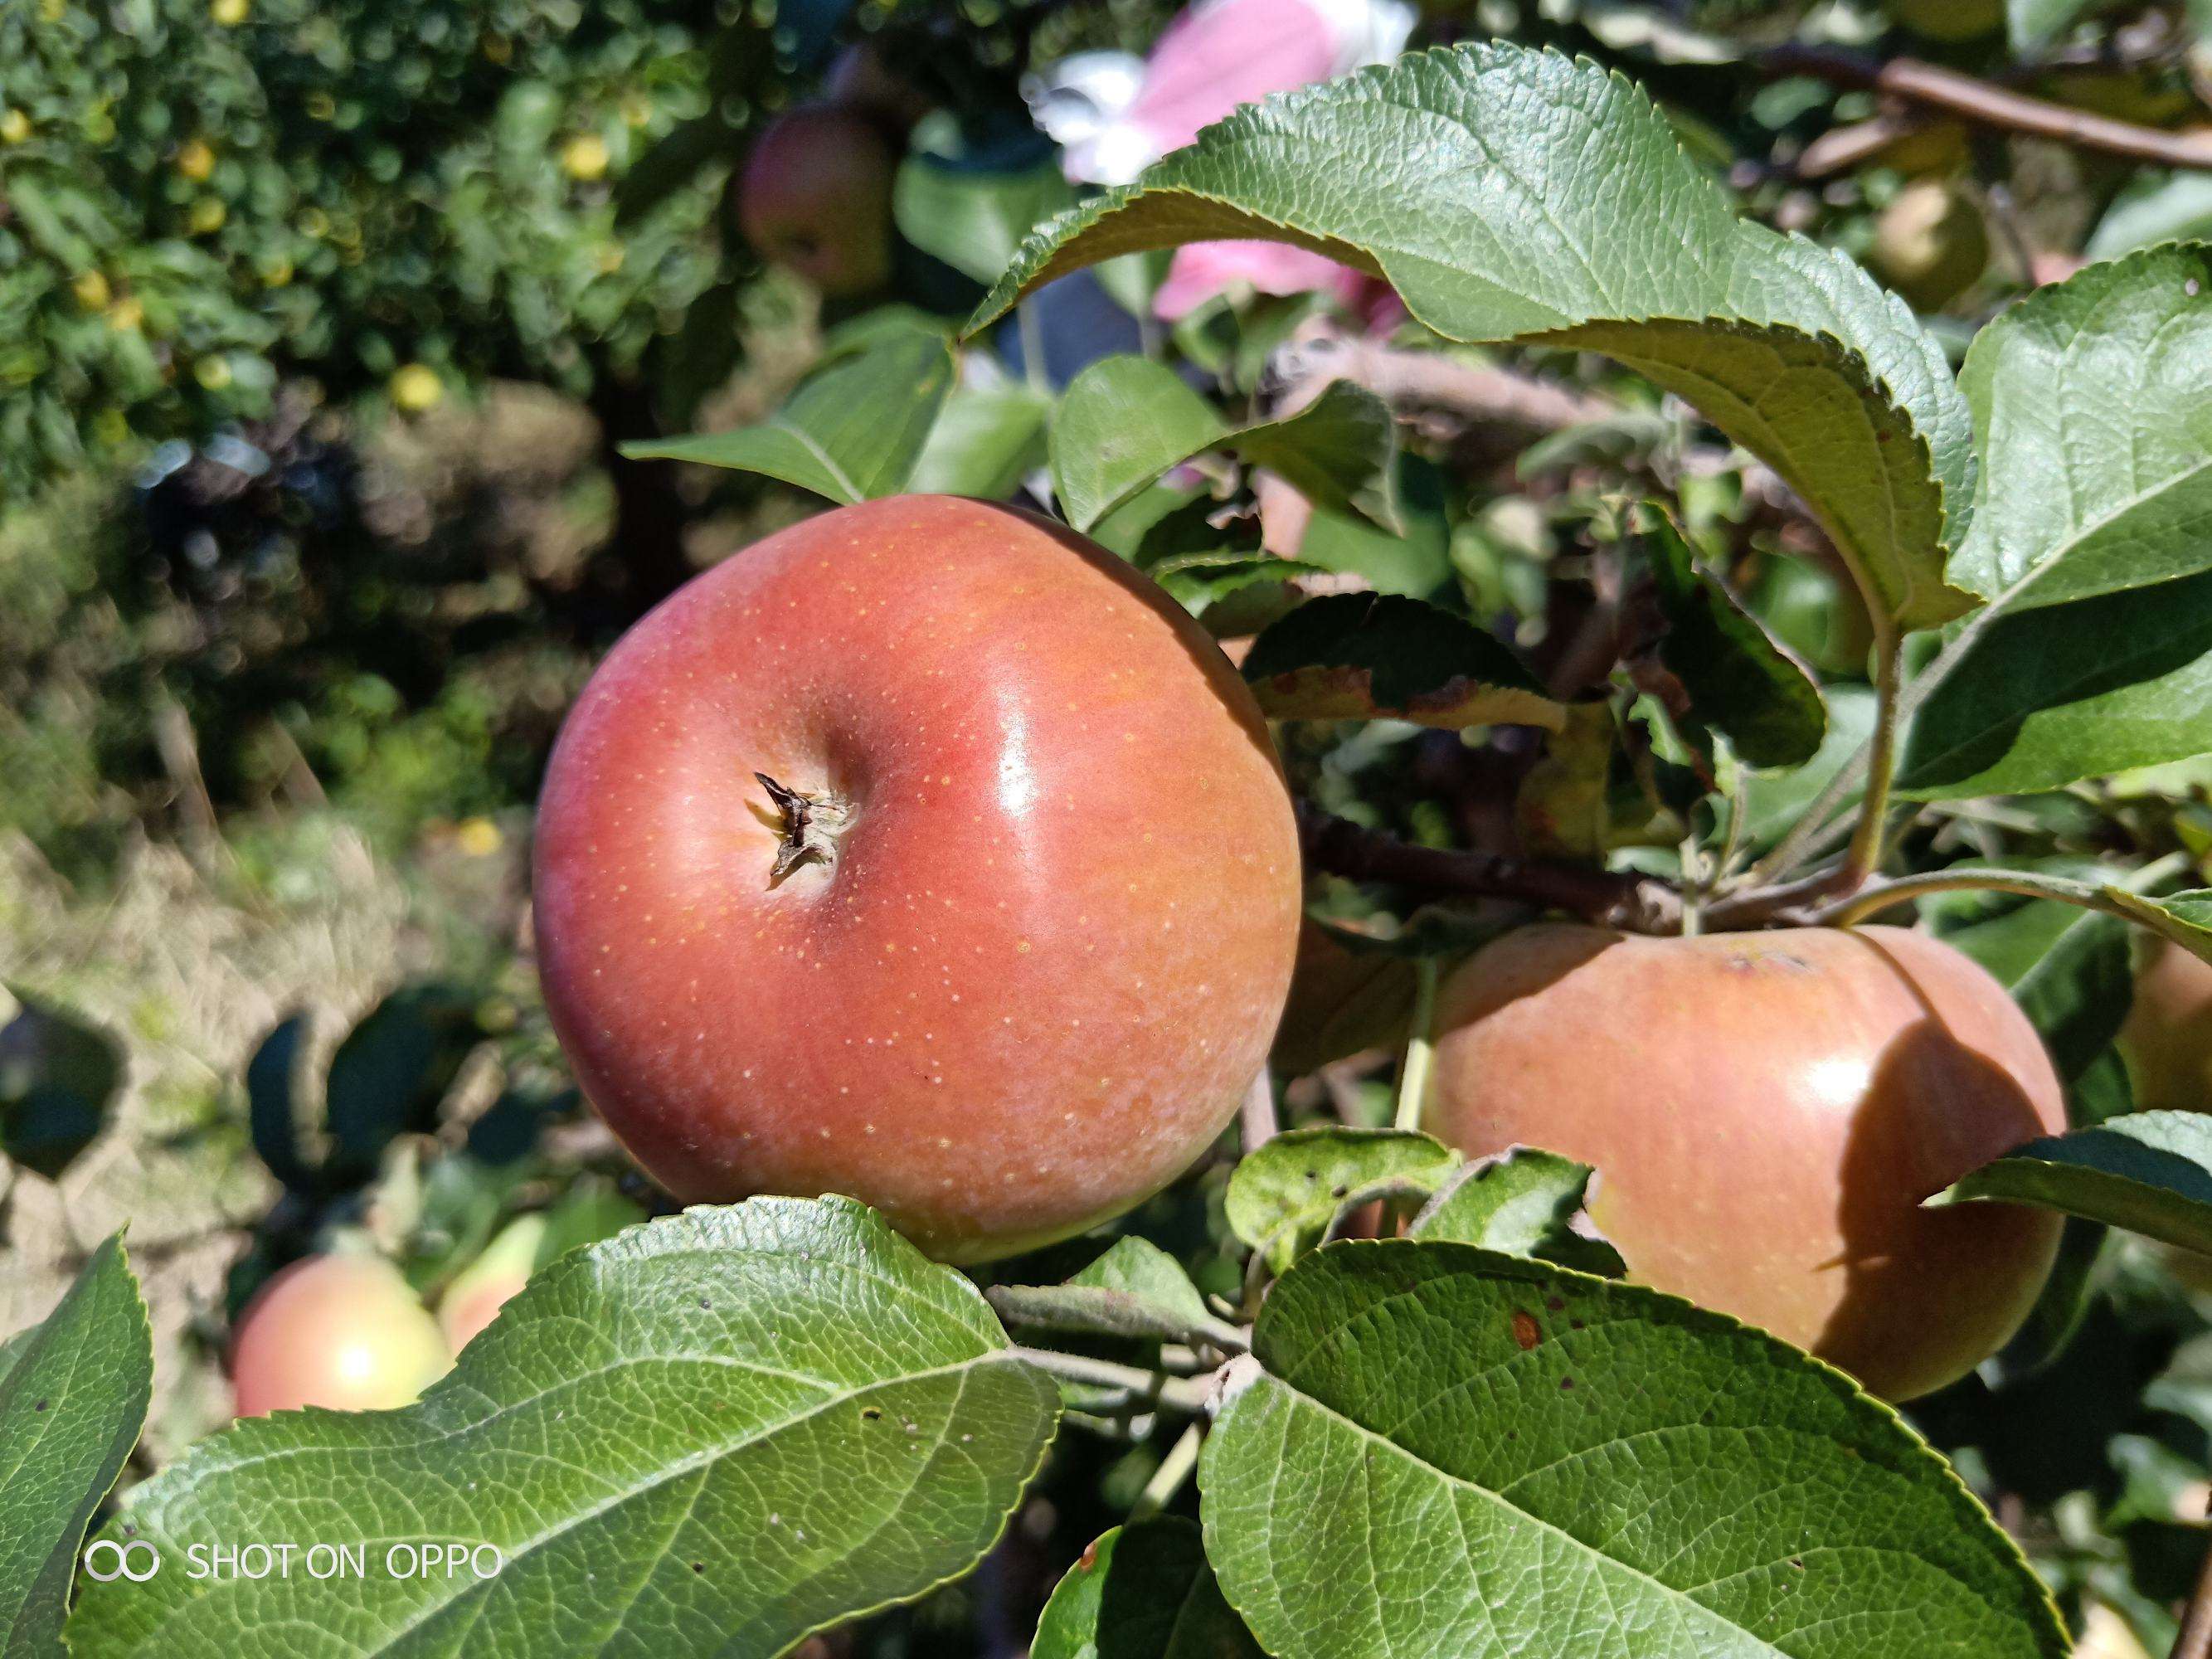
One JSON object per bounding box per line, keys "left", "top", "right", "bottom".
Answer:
{"left": 1293, "top": 800, "right": 1682, "bottom": 934}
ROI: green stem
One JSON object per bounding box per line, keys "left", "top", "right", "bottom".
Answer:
{"left": 1011, "top": 1347, "right": 1214, "bottom": 1417}
{"left": 1838, "top": 620, "right": 1903, "bottom": 893}
{"left": 1130, "top": 1422, "right": 1204, "bottom": 1519}
{"left": 1395, "top": 957, "right": 1440, "bottom": 1135}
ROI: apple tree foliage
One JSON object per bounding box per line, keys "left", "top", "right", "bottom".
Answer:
{"left": 19, "top": 27, "right": 2212, "bottom": 1659}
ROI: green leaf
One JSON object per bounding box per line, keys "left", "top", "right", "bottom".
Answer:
{"left": 2006, "top": 908, "right": 2137, "bottom": 1094}
{"left": 988, "top": 1238, "right": 1228, "bottom": 1346}
{"left": 1644, "top": 513, "right": 1826, "bottom": 768}
{"left": 1288, "top": 454, "right": 1451, "bottom": 596}
{"left": 1932, "top": 1111, "right": 2212, "bottom": 1257}
{"left": 1224, "top": 1128, "right": 1461, "bottom": 1273}
{"left": 625, "top": 329, "right": 957, "bottom": 505}
{"left": 1198, "top": 1242, "right": 2067, "bottom": 1659}
{"left": 1899, "top": 247, "right": 2212, "bottom": 798}
{"left": 0, "top": 1234, "right": 150, "bottom": 1658}
{"left": 1049, "top": 361, "right": 1397, "bottom": 535}
{"left": 2088, "top": 173, "right": 2212, "bottom": 260}
{"left": 66, "top": 1198, "right": 1060, "bottom": 1658}
{"left": 1051, "top": 358, "right": 1228, "bottom": 533}
{"left": 1407, "top": 1148, "right": 1626, "bottom": 1277}
{"left": 0, "top": 989, "right": 121, "bottom": 1183}
{"left": 242, "top": 1014, "right": 314, "bottom": 1191}
{"left": 970, "top": 44, "right": 1975, "bottom": 633}
{"left": 1736, "top": 683, "right": 1876, "bottom": 849}
{"left": 2101, "top": 887, "right": 2212, "bottom": 966}
{"left": 2010, "top": 0, "right": 2104, "bottom": 51}
{"left": 1232, "top": 381, "right": 1402, "bottom": 534}
{"left": 1033, "top": 1518, "right": 1262, "bottom": 1659}
{"left": 1242, "top": 594, "right": 1565, "bottom": 729}
{"left": 895, "top": 156, "right": 1078, "bottom": 288}
{"left": 907, "top": 382, "right": 1050, "bottom": 499}
{"left": 1150, "top": 552, "right": 1322, "bottom": 615}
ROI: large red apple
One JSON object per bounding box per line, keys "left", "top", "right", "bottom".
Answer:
{"left": 230, "top": 1255, "right": 451, "bottom": 1418}
{"left": 737, "top": 104, "right": 897, "bottom": 297}
{"left": 1427, "top": 923, "right": 2066, "bottom": 1400}
{"left": 534, "top": 495, "right": 1301, "bottom": 1262}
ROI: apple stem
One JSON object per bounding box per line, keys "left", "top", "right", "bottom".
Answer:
{"left": 1395, "top": 958, "right": 1439, "bottom": 1136}
{"left": 1836, "top": 621, "right": 1903, "bottom": 895}
{"left": 755, "top": 771, "right": 848, "bottom": 883}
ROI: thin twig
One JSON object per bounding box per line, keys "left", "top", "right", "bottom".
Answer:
{"left": 1010, "top": 1347, "right": 1216, "bottom": 1416}
{"left": 1763, "top": 44, "right": 2212, "bottom": 172}
{"left": 1296, "top": 801, "right": 1682, "bottom": 933}
{"left": 1130, "top": 1422, "right": 1205, "bottom": 1520}
{"left": 1240, "top": 1069, "right": 1277, "bottom": 1155}
{"left": 1806, "top": 858, "right": 2185, "bottom": 932}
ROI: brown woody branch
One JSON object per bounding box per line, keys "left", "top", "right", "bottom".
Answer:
{"left": 1296, "top": 800, "right": 1681, "bottom": 934}
{"left": 1762, "top": 45, "right": 2212, "bottom": 172}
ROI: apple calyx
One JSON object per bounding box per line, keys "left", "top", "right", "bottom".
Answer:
{"left": 755, "top": 771, "right": 852, "bottom": 883}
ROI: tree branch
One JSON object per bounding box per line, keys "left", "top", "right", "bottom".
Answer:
{"left": 1296, "top": 800, "right": 1681, "bottom": 933}
{"left": 1763, "top": 44, "right": 2212, "bottom": 172}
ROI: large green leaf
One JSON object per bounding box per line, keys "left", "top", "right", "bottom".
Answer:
{"left": 1933, "top": 1111, "right": 2212, "bottom": 1256}
{"left": 1899, "top": 247, "right": 2212, "bottom": 797}
{"left": 907, "top": 382, "right": 1050, "bottom": 499}
{"left": 0, "top": 1235, "right": 150, "bottom": 1659}
{"left": 625, "top": 329, "right": 957, "bottom": 505}
{"left": 67, "top": 1199, "right": 1059, "bottom": 1658}
{"left": 972, "top": 45, "right": 1974, "bottom": 632}
{"left": 1242, "top": 594, "right": 1565, "bottom": 729}
{"left": 1033, "top": 1519, "right": 1262, "bottom": 1659}
{"left": 1198, "top": 1242, "right": 2066, "bottom": 1659}
{"left": 895, "top": 155, "right": 1078, "bottom": 287}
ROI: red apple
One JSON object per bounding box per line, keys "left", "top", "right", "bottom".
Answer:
{"left": 1427, "top": 923, "right": 2066, "bottom": 1400}
{"left": 534, "top": 495, "right": 1301, "bottom": 1262}
{"left": 230, "top": 1255, "right": 451, "bottom": 1418}
{"left": 2122, "top": 939, "right": 2212, "bottom": 1114}
{"left": 737, "top": 104, "right": 897, "bottom": 297}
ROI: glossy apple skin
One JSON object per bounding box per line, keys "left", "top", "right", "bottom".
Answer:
{"left": 2122, "top": 940, "right": 2212, "bottom": 1113}
{"left": 738, "top": 105, "right": 897, "bottom": 297}
{"left": 534, "top": 495, "right": 1301, "bottom": 1262}
{"left": 230, "top": 1256, "right": 451, "bottom": 1418}
{"left": 1427, "top": 923, "right": 2066, "bottom": 1400}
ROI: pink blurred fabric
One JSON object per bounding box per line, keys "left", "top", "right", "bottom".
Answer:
{"left": 1060, "top": 0, "right": 1409, "bottom": 320}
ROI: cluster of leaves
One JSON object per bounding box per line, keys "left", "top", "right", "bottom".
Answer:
{"left": 0, "top": 0, "right": 740, "bottom": 499}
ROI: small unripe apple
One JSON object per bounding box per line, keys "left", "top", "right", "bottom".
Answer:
{"left": 1427, "top": 923, "right": 2066, "bottom": 1400}
{"left": 2122, "top": 940, "right": 2212, "bottom": 1114}
{"left": 738, "top": 104, "right": 898, "bottom": 297}
{"left": 437, "top": 1214, "right": 547, "bottom": 1353}
{"left": 1869, "top": 179, "right": 1990, "bottom": 312}
{"left": 535, "top": 495, "right": 1302, "bottom": 1262}
{"left": 230, "top": 1255, "right": 451, "bottom": 1418}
